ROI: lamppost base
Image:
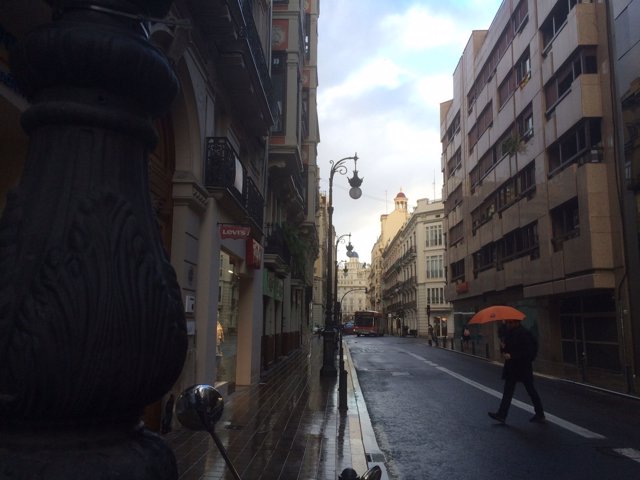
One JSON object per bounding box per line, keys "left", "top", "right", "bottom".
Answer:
{"left": 320, "top": 329, "right": 338, "bottom": 377}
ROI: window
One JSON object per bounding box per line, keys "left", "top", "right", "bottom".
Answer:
{"left": 466, "top": 3, "right": 526, "bottom": 116}
{"left": 512, "top": 0, "right": 529, "bottom": 34}
{"left": 499, "top": 71, "right": 516, "bottom": 108}
{"left": 304, "top": 13, "right": 311, "bottom": 59}
{"left": 548, "top": 119, "right": 602, "bottom": 176}
{"left": 517, "top": 104, "right": 534, "bottom": 140}
{"left": 448, "top": 221, "right": 464, "bottom": 247}
{"left": 551, "top": 197, "right": 580, "bottom": 251}
{"left": 541, "top": 0, "right": 577, "bottom": 53}
{"left": 469, "top": 103, "right": 493, "bottom": 150}
{"left": 444, "top": 184, "right": 463, "bottom": 214}
{"left": 426, "top": 255, "right": 444, "bottom": 279}
{"left": 426, "top": 224, "right": 443, "bottom": 247}
{"left": 271, "top": 53, "right": 287, "bottom": 134}
{"left": 473, "top": 243, "right": 496, "bottom": 276}
{"left": 445, "top": 112, "right": 460, "bottom": 146}
{"left": 427, "top": 287, "right": 445, "bottom": 305}
{"left": 516, "top": 48, "right": 531, "bottom": 86}
{"left": 447, "top": 148, "right": 462, "bottom": 178}
{"left": 472, "top": 161, "right": 536, "bottom": 233}
{"left": 471, "top": 197, "right": 496, "bottom": 232}
{"left": 302, "top": 89, "right": 309, "bottom": 139}
{"left": 545, "top": 47, "right": 598, "bottom": 115}
{"left": 495, "top": 221, "right": 539, "bottom": 269}
{"left": 450, "top": 259, "right": 465, "bottom": 283}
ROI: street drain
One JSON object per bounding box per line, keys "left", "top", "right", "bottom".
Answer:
{"left": 366, "top": 453, "right": 386, "bottom": 463}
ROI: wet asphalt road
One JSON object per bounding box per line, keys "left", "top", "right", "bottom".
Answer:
{"left": 346, "top": 335, "right": 640, "bottom": 480}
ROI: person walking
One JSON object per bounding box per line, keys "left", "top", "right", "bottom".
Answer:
{"left": 427, "top": 323, "right": 434, "bottom": 346}
{"left": 488, "top": 320, "right": 545, "bottom": 424}
{"left": 462, "top": 325, "right": 471, "bottom": 350}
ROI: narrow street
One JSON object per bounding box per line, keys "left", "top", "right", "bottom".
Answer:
{"left": 347, "top": 335, "right": 640, "bottom": 480}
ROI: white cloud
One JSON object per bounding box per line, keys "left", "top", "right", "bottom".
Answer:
{"left": 412, "top": 73, "right": 457, "bottom": 110}
{"left": 317, "top": 0, "right": 505, "bottom": 263}
{"left": 379, "top": 5, "right": 470, "bottom": 51}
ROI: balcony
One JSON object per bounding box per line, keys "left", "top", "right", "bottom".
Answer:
{"left": 204, "top": 137, "right": 264, "bottom": 233}
{"left": 187, "top": 0, "right": 278, "bottom": 136}
{"left": 264, "top": 224, "right": 291, "bottom": 275}
{"left": 268, "top": 165, "right": 305, "bottom": 221}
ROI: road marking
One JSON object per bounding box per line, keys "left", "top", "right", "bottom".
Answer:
{"left": 614, "top": 448, "right": 640, "bottom": 463}
{"left": 404, "top": 351, "right": 606, "bottom": 440}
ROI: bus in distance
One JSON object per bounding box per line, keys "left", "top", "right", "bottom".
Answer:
{"left": 353, "top": 310, "right": 385, "bottom": 337}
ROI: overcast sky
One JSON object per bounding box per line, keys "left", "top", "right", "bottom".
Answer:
{"left": 317, "top": 0, "right": 503, "bottom": 264}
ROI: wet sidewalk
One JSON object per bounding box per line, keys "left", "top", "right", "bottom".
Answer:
{"left": 165, "top": 335, "right": 386, "bottom": 480}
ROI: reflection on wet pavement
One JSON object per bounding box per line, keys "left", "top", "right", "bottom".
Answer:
{"left": 166, "top": 336, "right": 363, "bottom": 479}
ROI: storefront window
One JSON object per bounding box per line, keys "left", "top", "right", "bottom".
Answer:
{"left": 216, "top": 251, "right": 239, "bottom": 387}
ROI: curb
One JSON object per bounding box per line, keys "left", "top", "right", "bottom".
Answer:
{"left": 344, "top": 341, "right": 390, "bottom": 480}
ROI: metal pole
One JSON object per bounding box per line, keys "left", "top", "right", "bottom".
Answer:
{"left": 338, "top": 287, "right": 365, "bottom": 411}
{"left": 321, "top": 155, "right": 359, "bottom": 377}
{"left": 321, "top": 167, "right": 337, "bottom": 376}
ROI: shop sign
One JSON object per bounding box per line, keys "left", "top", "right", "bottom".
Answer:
{"left": 246, "top": 238, "right": 263, "bottom": 269}
{"left": 455, "top": 281, "right": 469, "bottom": 294}
{"left": 219, "top": 224, "right": 250, "bottom": 239}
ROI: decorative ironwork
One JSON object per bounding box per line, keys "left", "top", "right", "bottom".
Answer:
{"left": 205, "top": 137, "right": 244, "bottom": 205}
{"left": 244, "top": 176, "right": 264, "bottom": 229}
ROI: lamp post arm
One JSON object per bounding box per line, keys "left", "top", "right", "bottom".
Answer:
{"left": 340, "top": 287, "right": 368, "bottom": 305}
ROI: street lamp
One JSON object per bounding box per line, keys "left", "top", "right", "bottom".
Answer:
{"left": 321, "top": 154, "right": 363, "bottom": 377}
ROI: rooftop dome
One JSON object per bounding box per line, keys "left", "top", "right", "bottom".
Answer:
{"left": 395, "top": 191, "right": 406, "bottom": 198}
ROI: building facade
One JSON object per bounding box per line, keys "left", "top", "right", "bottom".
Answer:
{"left": 0, "top": 0, "right": 321, "bottom": 436}
{"left": 608, "top": 0, "right": 640, "bottom": 388}
{"left": 440, "top": 0, "right": 634, "bottom": 381}
{"left": 264, "top": 0, "right": 320, "bottom": 370}
{"left": 368, "top": 191, "right": 411, "bottom": 325}
{"left": 381, "top": 198, "right": 451, "bottom": 337}
{"left": 337, "top": 254, "right": 370, "bottom": 324}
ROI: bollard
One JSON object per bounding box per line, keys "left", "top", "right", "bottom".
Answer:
{"left": 339, "top": 468, "right": 359, "bottom": 480}
{"left": 486, "top": 343, "right": 490, "bottom": 359}
{"left": 471, "top": 341, "right": 476, "bottom": 356}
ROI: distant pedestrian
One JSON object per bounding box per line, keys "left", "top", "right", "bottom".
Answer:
{"left": 488, "top": 320, "right": 545, "bottom": 424}
{"left": 462, "top": 325, "right": 471, "bottom": 350}
{"left": 161, "top": 393, "right": 175, "bottom": 434}
{"left": 427, "top": 324, "right": 434, "bottom": 346}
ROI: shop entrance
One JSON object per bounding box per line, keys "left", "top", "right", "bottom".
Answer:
{"left": 559, "top": 293, "right": 620, "bottom": 372}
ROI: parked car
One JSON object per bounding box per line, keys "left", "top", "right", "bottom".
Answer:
{"left": 313, "top": 324, "right": 323, "bottom": 334}
{"left": 342, "top": 322, "right": 355, "bottom": 335}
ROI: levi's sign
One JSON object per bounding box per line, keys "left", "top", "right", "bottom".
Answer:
{"left": 219, "top": 224, "right": 251, "bottom": 239}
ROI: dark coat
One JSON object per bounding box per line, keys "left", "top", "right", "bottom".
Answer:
{"left": 501, "top": 325, "right": 538, "bottom": 382}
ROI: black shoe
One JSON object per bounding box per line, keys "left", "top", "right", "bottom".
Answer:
{"left": 529, "top": 414, "right": 546, "bottom": 424}
{"left": 488, "top": 412, "right": 506, "bottom": 423}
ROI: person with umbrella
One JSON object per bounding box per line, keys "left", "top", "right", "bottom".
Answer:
{"left": 469, "top": 306, "right": 546, "bottom": 424}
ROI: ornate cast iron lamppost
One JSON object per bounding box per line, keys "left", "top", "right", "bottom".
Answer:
{"left": 1, "top": 2, "right": 187, "bottom": 478}
{"left": 333, "top": 234, "right": 352, "bottom": 316}
{"left": 321, "top": 155, "right": 363, "bottom": 376}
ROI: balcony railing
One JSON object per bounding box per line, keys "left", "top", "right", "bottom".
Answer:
{"left": 204, "top": 137, "right": 244, "bottom": 205}
{"left": 244, "top": 176, "right": 264, "bottom": 229}
{"left": 237, "top": 0, "right": 279, "bottom": 120}
{"left": 264, "top": 224, "right": 291, "bottom": 265}
{"left": 204, "top": 137, "right": 264, "bottom": 230}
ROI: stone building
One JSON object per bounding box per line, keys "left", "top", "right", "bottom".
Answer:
{"left": 0, "top": 0, "right": 321, "bottom": 440}
{"left": 381, "top": 198, "right": 451, "bottom": 338}
{"left": 440, "top": 0, "right": 636, "bottom": 383}
{"left": 368, "top": 191, "right": 411, "bottom": 322}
